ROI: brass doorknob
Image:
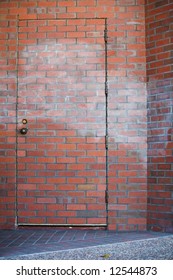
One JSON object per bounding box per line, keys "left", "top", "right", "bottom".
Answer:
{"left": 20, "top": 127, "right": 28, "bottom": 135}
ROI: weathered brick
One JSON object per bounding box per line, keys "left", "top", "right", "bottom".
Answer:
{"left": 2, "top": 0, "right": 169, "bottom": 233}
{"left": 146, "top": 0, "right": 173, "bottom": 233}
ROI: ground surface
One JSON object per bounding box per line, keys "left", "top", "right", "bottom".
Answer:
{"left": 0, "top": 229, "right": 172, "bottom": 260}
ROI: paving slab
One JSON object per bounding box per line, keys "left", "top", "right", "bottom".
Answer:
{"left": 0, "top": 229, "right": 172, "bottom": 260}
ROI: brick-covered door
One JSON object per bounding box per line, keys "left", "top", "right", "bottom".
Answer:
{"left": 16, "top": 19, "right": 107, "bottom": 226}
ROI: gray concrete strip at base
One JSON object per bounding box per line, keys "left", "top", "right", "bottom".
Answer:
{"left": 1, "top": 236, "right": 173, "bottom": 260}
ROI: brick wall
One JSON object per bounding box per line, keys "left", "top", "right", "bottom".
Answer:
{"left": 0, "top": 2, "right": 17, "bottom": 228}
{"left": 0, "top": 0, "right": 147, "bottom": 230}
{"left": 146, "top": 0, "right": 173, "bottom": 233}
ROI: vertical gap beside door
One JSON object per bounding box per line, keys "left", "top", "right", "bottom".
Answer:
{"left": 16, "top": 18, "right": 108, "bottom": 227}
{"left": 104, "top": 18, "right": 109, "bottom": 228}
{"left": 15, "top": 15, "right": 19, "bottom": 227}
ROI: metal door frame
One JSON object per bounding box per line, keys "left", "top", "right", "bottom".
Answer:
{"left": 15, "top": 17, "right": 109, "bottom": 228}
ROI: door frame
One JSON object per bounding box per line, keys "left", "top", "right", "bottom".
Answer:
{"left": 15, "top": 17, "right": 109, "bottom": 228}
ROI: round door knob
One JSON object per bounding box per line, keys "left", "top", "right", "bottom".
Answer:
{"left": 20, "top": 127, "right": 28, "bottom": 135}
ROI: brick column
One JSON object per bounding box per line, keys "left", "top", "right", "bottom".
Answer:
{"left": 146, "top": 0, "right": 173, "bottom": 233}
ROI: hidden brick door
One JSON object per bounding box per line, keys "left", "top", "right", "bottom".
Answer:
{"left": 16, "top": 19, "right": 107, "bottom": 226}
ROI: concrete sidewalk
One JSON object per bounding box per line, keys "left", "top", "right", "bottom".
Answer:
{"left": 0, "top": 229, "right": 172, "bottom": 260}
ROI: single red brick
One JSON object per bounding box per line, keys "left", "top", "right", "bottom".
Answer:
{"left": 67, "top": 204, "right": 86, "bottom": 210}
{"left": 37, "top": 198, "right": 56, "bottom": 204}
{"left": 67, "top": 218, "right": 86, "bottom": 224}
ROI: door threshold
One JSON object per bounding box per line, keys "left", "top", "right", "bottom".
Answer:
{"left": 17, "top": 223, "right": 107, "bottom": 230}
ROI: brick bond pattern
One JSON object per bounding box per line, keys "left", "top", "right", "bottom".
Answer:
{"left": 146, "top": 0, "right": 173, "bottom": 233}
{"left": 17, "top": 18, "right": 107, "bottom": 225}
{"left": 0, "top": 0, "right": 172, "bottom": 232}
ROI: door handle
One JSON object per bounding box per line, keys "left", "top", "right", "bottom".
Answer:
{"left": 20, "top": 127, "right": 28, "bottom": 135}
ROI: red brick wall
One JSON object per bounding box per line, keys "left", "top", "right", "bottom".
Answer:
{"left": 0, "top": 2, "right": 17, "bottom": 228}
{"left": 17, "top": 18, "right": 107, "bottom": 226}
{"left": 146, "top": 0, "right": 173, "bottom": 233}
{"left": 0, "top": 0, "right": 147, "bottom": 230}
